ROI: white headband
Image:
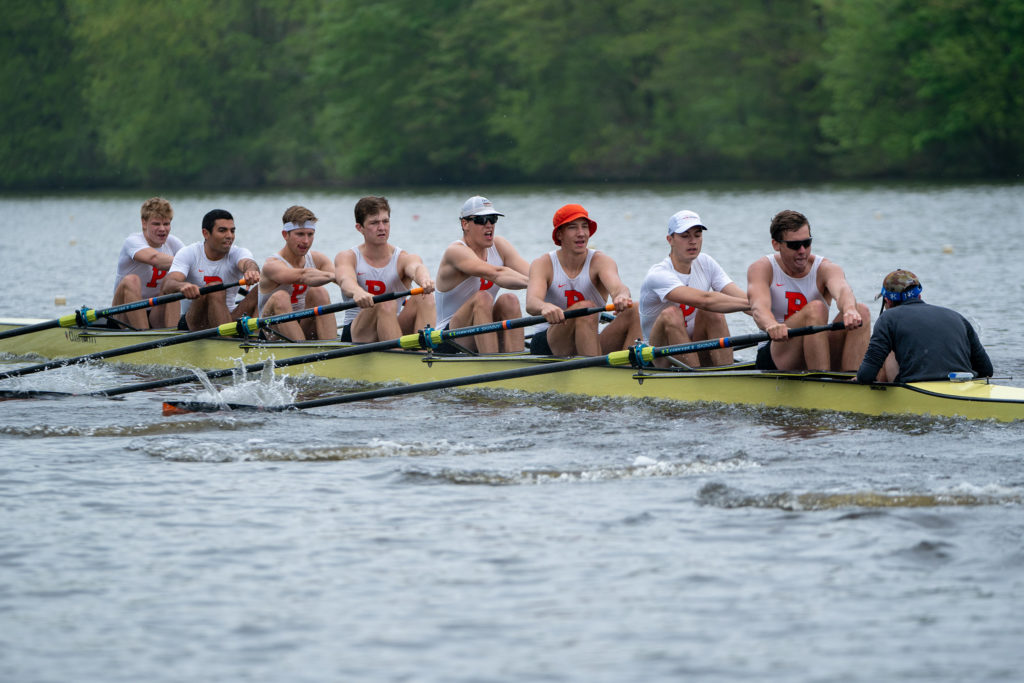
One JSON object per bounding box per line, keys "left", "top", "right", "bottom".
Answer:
{"left": 283, "top": 220, "right": 316, "bottom": 232}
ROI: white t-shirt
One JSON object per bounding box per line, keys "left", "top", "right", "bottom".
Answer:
{"left": 113, "top": 232, "right": 185, "bottom": 298}
{"left": 639, "top": 253, "right": 732, "bottom": 341}
{"left": 169, "top": 241, "right": 254, "bottom": 313}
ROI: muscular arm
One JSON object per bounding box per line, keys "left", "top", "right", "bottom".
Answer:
{"left": 335, "top": 250, "right": 375, "bottom": 307}
{"left": 665, "top": 282, "right": 748, "bottom": 313}
{"left": 236, "top": 258, "right": 261, "bottom": 286}
{"left": 398, "top": 252, "right": 435, "bottom": 294}
{"left": 526, "top": 256, "right": 563, "bottom": 323}
{"left": 819, "top": 260, "right": 862, "bottom": 329}
{"left": 747, "top": 258, "right": 787, "bottom": 340}
{"left": 133, "top": 247, "right": 175, "bottom": 270}
{"left": 263, "top": 252, "right": 334, "bottom": 287}
{"left": 591, "top": 252, "right": 633, "bottom": 312}
{"left": 495, "top": 237, "right": 530, "bottom": 278}
{"left": 160, "top": 271, "right": 200, "bottom": 298}
{"left": 439, "top": 242, "right": 529, "bottom": 291}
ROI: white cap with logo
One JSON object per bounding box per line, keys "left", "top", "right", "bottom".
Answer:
{"left": 667, "top": 210, "right": 707, "bottom": 235}
{"left": 460, "top": 196, "right": 505, "bottom": 218}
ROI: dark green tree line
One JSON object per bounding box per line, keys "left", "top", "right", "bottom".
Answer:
{"left": 1, "top": 0, "right": 1020, "bottom": 189}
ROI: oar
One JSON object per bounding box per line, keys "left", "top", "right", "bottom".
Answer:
{"left": 0, "top": 289, "right": 420, "bottom": 381}
{"left": 0, "top": 280, "right": 247, "bottom": 341}
{"left": 89, "top": 303, "right": 614, "bottom": 399}
{"left": 0, "top": 301, "right": 611, "bottom": 399}
{"left": 162, "top": 322, "right": 844, "bottom": 414}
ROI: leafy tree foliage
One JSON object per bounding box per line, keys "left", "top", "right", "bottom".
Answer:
{"left": 0, "top": 1, "right": 99, "bottom": 188}
{"left": 821, "top": 0, "right": 1024, "bottom": 177}
{"left": 1, "top": 0, "right": 1019, "bottom": 188}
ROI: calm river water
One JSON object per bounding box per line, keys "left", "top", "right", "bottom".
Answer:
{"left": 1, "top": 183, "right": 1023, "bottom": 682}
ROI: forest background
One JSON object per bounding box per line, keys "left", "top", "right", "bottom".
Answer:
{"left": 2, "top": 0, "right": 1021, "bottom": 190}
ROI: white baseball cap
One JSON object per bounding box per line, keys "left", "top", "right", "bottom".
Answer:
{"left": 667, "top": 210, "right": 707, "bottom": 235}
{"left": 460, "top": 196, "right": 505, "bottom": 218}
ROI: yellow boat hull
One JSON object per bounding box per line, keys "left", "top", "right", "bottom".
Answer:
{"left": 2, "top": 320, "right": 1023, "bottom": 421}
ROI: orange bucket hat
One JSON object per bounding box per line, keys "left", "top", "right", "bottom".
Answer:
{"left": 551, "top": 204, "right": 597, "bottom": 245}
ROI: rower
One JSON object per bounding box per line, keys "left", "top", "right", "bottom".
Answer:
{"left": 747, "top": 209, "right": 870, "bottom": 371}
{"left": 526, "top": 203, "right": 640, "bottom": 356}
{"left": 638, "top": 210, "right": 750, "bottom": 367}
{"left": 161, "top": 209, "right": 261, "bottom": 331}
{"left": 856, "top": 269, "right": 992, "bottom": 383}
{"left": 258, "top": 206, "right": 336, "bottom": 341}
{"left": 110, "top": 197, "right": 184, "bottom": 329}
{"left": 434, "top": 196, "right": 530, "bottom": 353}
{"left": 335, "top": 196, "right": 435, "bottom": 342}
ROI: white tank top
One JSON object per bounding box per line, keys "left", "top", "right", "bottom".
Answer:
{"left": 435, "top": 241, "right": 503, "bottom": 328}
{"left": 257, "top": 252, "right": 316, "bottom": 312}
{"left": 340, "top": 246, "right": 406, "bottom": 326}
{"left": 544, "top": 249, "right": 605, "bottom": 308}
{"left": 767, "top": 253, "right": 829, "bottom": 322}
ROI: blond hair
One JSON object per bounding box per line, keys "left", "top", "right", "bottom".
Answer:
{"left": 140, "top": 197, "right": 173, "bottom": 222}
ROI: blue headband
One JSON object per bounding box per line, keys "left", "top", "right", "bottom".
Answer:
{"left": 879, "top": 284, "right": 922, "bottom": 303}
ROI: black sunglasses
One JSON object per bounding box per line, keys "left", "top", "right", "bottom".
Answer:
{"left": 782, "top": 237, "right": 812, "bottom": 250}
{"left": 466, "top": 215, "right": 498, "bottom": 225}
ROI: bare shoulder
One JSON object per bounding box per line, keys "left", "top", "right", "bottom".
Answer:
{"left": 529, "top": 252, "right": 553, "bottom": 278}
{"left": 747, "top": 255, "right": 772, "bottom": 279}
{"left": 311, "top": 250, "right": 333, "bottom": 269}
{"left": 397, "top": 246, "right": 422, "bottom": 263}
{"left": 590, "top": 250, "right": 618, "bottom": 269}
{"left": 334, "top": 248, "right": 357, "bottom": 264}
{"left": 816, "top": 256, "right": 845, "bottom": 278}
{"left": 494, "top": 235, "right": 522, "bottom": 256}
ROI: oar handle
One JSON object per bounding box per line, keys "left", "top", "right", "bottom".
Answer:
{"left": 424, "top": 303, "right": 617, "bottom": 347}
{"left": 239, "top": 288, "right": 421, "bottom": 334}
{"left": 94, "top": 279, "right": 246, "bottom": 320}
{"left": 648, "top": 321, "right": 845, "bottom": 361}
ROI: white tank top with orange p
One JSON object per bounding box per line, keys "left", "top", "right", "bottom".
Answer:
{"left": 340, "top": 246, "right": 406, "bottom": 326}
{"left": 767, "top": 253, "right": 828, "bottom": 322}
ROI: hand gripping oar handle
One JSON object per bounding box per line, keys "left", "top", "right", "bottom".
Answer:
{"left": 101, "top": 303, "right": 615, "bottom": 398}
{"left": 0, "top": 279, "right": 247, "bottom": 341}
{"left": 636, "top": 321, "right": 846, "bottom": 364}
{"left": 0, "top": 289, "right": 420, "bottom": 381}
{"left": 162, "top": 312, "right": 831, "bottom": 415}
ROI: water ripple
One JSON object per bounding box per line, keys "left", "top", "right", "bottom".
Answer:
{"left": 697, "top": 481, "right": 1022, "bottom": 510}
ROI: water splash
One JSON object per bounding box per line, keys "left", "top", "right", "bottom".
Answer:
{"left": 187, "top": 357, "right": 298, "bottom": 410}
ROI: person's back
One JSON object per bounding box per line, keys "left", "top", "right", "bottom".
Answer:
{"left": 856, "top": 270, "right": 992, "bottom": 383}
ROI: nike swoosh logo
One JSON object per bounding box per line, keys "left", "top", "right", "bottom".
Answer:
{"left": 775, "top": 283, "right": 784, "bottom": 287}
{"left": 557, "top": 284, "right": 566, "bottom": 288}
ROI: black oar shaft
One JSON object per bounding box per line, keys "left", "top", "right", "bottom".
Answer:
{"left": 100, "top": 304, "right": 612, "bottom": 397}
{"left": 0, "top": 289, "right": 417, "bottom": 381}
{"left": 0, "top": 280, "right": 243, "bottom": 341}
{"left": 163, "top": 320, "right": 844, "bottom": 414}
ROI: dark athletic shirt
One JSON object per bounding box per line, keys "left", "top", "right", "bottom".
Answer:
{"left": 856, "top": 299, "right": 992, "bottom": 383}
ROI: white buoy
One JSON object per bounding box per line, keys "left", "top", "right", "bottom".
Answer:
{"left": 942, "top": 244, "right": 954, "bottom": 254}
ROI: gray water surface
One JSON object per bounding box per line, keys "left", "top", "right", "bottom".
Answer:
{"left": 2, "top": 183, "right": 1023, "bottom": 682}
